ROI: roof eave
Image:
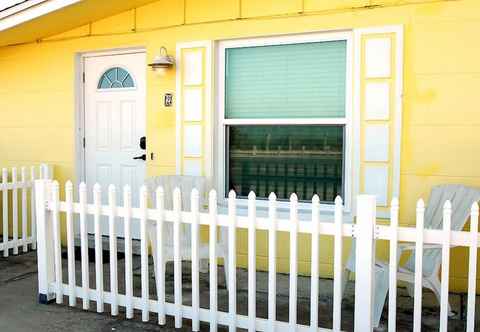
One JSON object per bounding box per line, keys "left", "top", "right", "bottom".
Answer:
{"left": 0, "top": 0, "right": 81, "bottom": 32}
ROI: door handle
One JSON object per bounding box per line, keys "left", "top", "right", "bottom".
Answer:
{"left": 133, "top": 154, "right": 146, "bottom": 161}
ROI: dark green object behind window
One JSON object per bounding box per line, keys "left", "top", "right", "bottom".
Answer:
{"left": 227, "top": 125, "right": 344, "bottom": 202}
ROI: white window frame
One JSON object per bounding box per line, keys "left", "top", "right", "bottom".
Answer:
{"left": 216, "top": 31, "right": 354, "bottom": 214}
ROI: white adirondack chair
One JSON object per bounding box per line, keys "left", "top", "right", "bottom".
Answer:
{"left": 344, "top": 184, "right": 480, "bottom": 328}
{"left": 145, "top": 175, "right": 229, "bottom": 286}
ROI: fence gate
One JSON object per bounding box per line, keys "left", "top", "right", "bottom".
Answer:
{"left": 0, "top": 164, "right": 51, "bottom": 256}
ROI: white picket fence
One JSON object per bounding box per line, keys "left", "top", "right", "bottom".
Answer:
{"left": 34, "top": 179, "right": 480, "bottom": 331}
{"left": 0, "top": 164, "right": 51, "bottom": 256}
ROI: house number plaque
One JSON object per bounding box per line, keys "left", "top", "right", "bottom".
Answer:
{"left": 164, "top": 93, "right": 173, "bottom": 107}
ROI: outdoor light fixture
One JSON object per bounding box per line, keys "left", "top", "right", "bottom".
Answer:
{"left": 148, "top": 46, "right": 174, "bottom": 75}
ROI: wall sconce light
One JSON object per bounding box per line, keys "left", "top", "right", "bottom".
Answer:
{"left": 148, "top": 46, "right": 174, "bottom": 76}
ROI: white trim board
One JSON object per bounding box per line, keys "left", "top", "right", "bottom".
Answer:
{"left": 353, "top": 25, "right": 404, "bottom": 217}
{"left": 0, "top": 0, "right": 81, "bottom": 31}
{"left": 0, "top": 0, "right": 46, "bottom": 18}
{"left": 175, "top": 40, "right": 214, "bottom": 178}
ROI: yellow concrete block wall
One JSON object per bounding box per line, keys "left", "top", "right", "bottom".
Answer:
{"left": 1, "top": 0, "right": 480, "bottom": 292}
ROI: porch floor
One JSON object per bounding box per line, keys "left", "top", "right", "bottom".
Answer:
{"left": 0, "top": 251, "right": 477, "bottom": 331}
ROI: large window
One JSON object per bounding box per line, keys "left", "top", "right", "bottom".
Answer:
{"left": 220, "top": 34, "right": 350, "bottom": 204}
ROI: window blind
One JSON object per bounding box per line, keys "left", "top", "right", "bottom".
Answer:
{"left": 225, "top": 40, "right": 347, "bottom": 119}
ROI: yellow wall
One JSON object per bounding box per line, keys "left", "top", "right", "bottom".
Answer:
{"left": 1, "top": 0, "right": 479, "bottom": 291}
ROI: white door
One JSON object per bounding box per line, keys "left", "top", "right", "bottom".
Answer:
{"left": 84, "top": 52, "right": 146, "bottom": 239}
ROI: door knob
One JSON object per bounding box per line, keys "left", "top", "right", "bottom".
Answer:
{"left": 140, "top": 136, "right": 146, "bottom": 150}
{"left": 133, "top": 154, "right": 146, "bottom": 161}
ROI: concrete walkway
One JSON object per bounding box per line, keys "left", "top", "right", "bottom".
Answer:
{"left": 0, "top": 251, "right": 476, "bottom": 331}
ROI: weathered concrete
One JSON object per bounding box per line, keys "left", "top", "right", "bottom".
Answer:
{"left": 0, "top": 251, "right": 477, "bottom": 331}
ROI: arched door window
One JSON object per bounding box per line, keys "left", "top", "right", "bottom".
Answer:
{"left": 98, "top": 67, "right": 135, "bottom": 89}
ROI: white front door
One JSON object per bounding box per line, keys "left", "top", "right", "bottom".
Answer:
{"left": 84, "top": 52, "right": 146, "bottom": 239}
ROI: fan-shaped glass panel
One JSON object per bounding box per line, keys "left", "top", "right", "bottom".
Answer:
{"left": 98, "top": 67, "right": 135, "bottom": 89}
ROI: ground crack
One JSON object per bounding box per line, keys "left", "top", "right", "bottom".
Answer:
{"left": 1, "top": 270, "right": 38, "bottom": 284}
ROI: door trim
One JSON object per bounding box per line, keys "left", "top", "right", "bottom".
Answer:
{"left": 75, "top": 47, "right": 146, "bottom": 190}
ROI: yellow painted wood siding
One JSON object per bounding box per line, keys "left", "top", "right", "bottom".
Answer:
{"left": 0, "top": 0, "right": 479, "bottom": 291}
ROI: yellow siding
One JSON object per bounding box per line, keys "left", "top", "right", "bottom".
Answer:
{"left": 240, "top": 0, "right": 302, "bottom": 17}
{"left": 136, "top": 0, "right": 185, "bottom": 30}
{"left": 90, "top": 10, "right": 136, "bottom": 35}
{"left": 0, "top": 0, "right": 479, "bottom": 292}
{"left": 42, "top": 24, "right": 90, "bottom": 41}
{"left": 186, "top": 0, "right": 240, "bottom": 23}
{"left": 304, "top": 0, "right": 369, "bottom": 11}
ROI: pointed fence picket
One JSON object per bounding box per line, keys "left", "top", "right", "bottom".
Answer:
{"left": 209, "top": 190, "right": 218, "bottom": 332}
{"left": 34, "top": 179, "right": 480, "bottom": 332}
{"left": 467, "top": 202, "right": 479, "bottom": 331}
{"left": 108, "top": 184, "right": 119, "bottom": 316}
{"left": 388, "top": 198, "right": 399, "bottom": 332}
{"left": 413, "top": 199, "right": 425, "bottom": 332}
{"left": 0, "top": 164, "right": 50, "bottom": 256}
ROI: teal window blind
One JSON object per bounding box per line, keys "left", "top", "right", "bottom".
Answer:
{"left": 225, "top": 40, "right": 347, "bottom": 119}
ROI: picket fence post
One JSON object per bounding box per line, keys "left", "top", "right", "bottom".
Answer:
{"left": 35, "top": 179, "right": 56, "bottom": 304}
{"left": 354, "top": 195, "right": 376, "bottom": 331}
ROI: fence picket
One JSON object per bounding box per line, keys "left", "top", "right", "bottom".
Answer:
{"left": 2, "top": 168, "right": 7, "bottom": 257}
{"left": 209, "top": 190, "right": 218, "bottom": 332}
{"left": 156, "top": 186, "right": 166, "bottom": 325}
{"left": 79, "top": 182, "right": 90, "bottom": 310}
{"left": 124, "top": 185, "right": 134, "bottom": 319}
{"left": 310, "top": 195, "right": 320, "bottom": 331}
{"left": 140, "top": 185, "right": 149, "bottom": 322}
{"left": 173, "top": 187, "right": 183, "bottom": 328}
{"left": 52, "top": 181, "right": 62, "bottom": 304}
{"left": 466, "top": 202, "right": 478, "bottom": 332}
{"left": 191, "top": 188, "right": 200, "bottom": 331}
{"left": 21, "top": 167, "right": 27, "bottom": 252}
{"left": 333, "top": 196, "right": 343, "bottom": 331}
{"left": 108, "top": 185, "right": 118, "bottom": 316}
{"left": 247, "top": 191, "right": 256, "bottom": 332}
{"left": 268, "top": 193, "right": 277, "bottom": 332}
{"left": 439, "top": 200, "right": 452, "bottom": 332}
{"left": 12, "top": 167, "right": 18, "bottom": 255}
{"left": 228, "top": 190, "right": 237, "bottom": 332}
{"left": 30, "top": 166, "right": 37, "bottom": 250}
{"left": 65, "top": 181, "right": 76, "bottom": 307}
{"left": 413, "top": 199, "right": 425, "bottom": 332}
{"left": 388, "top": 198, "right": 399, "bottom": 332}
{"left": 94, "top": 184, "right": 104, "bottom": 313}
{"left": 289, "top": 193, "right": 299, "bottom": 330}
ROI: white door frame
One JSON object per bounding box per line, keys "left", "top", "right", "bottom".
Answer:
{"left": 74, "top": 47, "right": 146, "bottom": 189}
